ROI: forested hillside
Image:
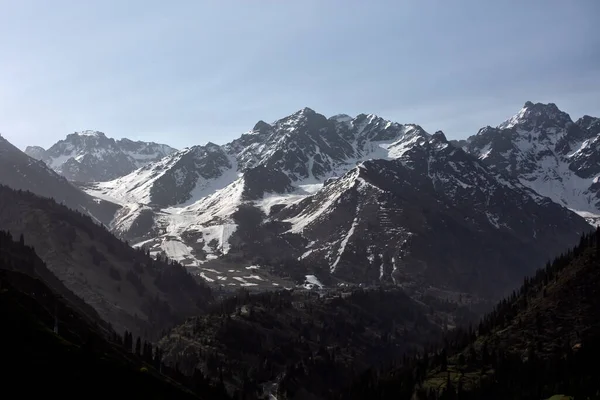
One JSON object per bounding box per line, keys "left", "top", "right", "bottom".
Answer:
{"left": 0, "top": 229, "right": 228, "bottom": 399}
{"left": 337, "top": 230, "right": 600, "bottom": 399}
{"left": 158, "top": 286, "right": 479, "bottom": 399}
{"left": 0, "top": 185, "right": 213, "bottom": 337}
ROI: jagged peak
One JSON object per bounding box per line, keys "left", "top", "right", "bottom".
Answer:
{"left": 330, "top": 114, "right": 353, "bottom": 123}
{"left": 271, "top": 107, "right": 330, "bottom": 134}
{"left": 474, "top": 125, "right": 504, "bottom": 137}
{"left": 252, "top": 120, "right": 272, "bottom": 132}
{"left": 275, "top": 107, "right": 320, "bottom": 124}
{"left": 498, "top": 101, "right": 571, "bottom": 130}
{"left": 575, "top": 116, "right": 600, "bottom": 137}
{"left": 25, "top": 145, "right": 46, "bottom": 152}
{"left": 354, "top": 112, "right": 379, "bottom": 120}
{"left": 293, "top": 107, "right": 316, "bottom": 116}
{"left": 576, "top": 115, "right": 599, "bottom": 127}
{"left": 70, "top": 130, "right": 107, "bottom": 138}
{"left": 578, "top": 115, "right": 597, "bottom": 122}
{"left": 204, "top": 142, "right": 222, "bottom": 151}
{"left": 353, "top": 113, "right": 412, "bottom": 130}
{"left": 116, "top": 137, "right": 149, "bottom": 145}
{"left": 524, "top": 101, "right": 560, "bottom": 113}
{"left": 186, "top": 142, "right": 224, "bottom": 157}
{"left": 431, "top": 130, "right": 448, "bottom": 143}
{"left": 24, "top": 145, "right": 48, "bottom": 162}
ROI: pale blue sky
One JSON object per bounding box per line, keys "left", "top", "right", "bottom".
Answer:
{"left": 1, "top": 0, "right": 599, "bottom": 150}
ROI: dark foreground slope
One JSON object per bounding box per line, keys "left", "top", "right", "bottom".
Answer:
{"left": 0, "top": 231, "right": 209, "bottom": 399}
{"left": 339, "top": 230, "right": 600, "bottom": 400}
{"left": 158, "top": 288, "right": 478, "bottom": 399}
{"left": 0, "top": 185, "right": 212, "bottom": 337}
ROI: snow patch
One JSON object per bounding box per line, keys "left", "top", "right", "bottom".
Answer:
{"left": 303, "top": 275, "right": 324, "bottom": 289}
{"left": 330, "top": 203, "right": 360, "bottom": 273}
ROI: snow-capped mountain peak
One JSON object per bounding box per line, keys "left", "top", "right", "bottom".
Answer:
{"left": 576, "top": 115, "right": 600, "bottom": 133}
{"left": 464, "top": 102, "right": 600, "bottom": 223}
{"left": 26, "top": 131, "right": 177, "bottom": 182}
{"left": 431, "top": 130, "right": 448, "bottom": 143}
{"left": 74, "top": 130, "right": 107, "bottom": 138}
{"left": 292, "top": 107, "right": 317, "bottom": 117}
{"left": 497, "top": 101, "right": 573, "bottom": 131}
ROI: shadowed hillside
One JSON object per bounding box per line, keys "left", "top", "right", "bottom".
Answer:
{"left": 0, "top": 229, "right": 230, "bottom": 399}
{"left": 336, "top": 229, "right": 600, "bottom": 400}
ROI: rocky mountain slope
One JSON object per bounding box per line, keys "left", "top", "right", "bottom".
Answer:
{"left": 460, "top": 102, "right": 600, "bottom": 224}
{"left": 0, "top": 184, "right": 212, "bottom": 337}
{"left": 26, "top": 130, "right": 176, "bottom": 182}
{"left": 0, "top": 134, "right": 118, "bottom": 225}
{"left": 82, "top": 108, "right": 590, "bottom": 298}
{"left": 271, "top": 132, "right": 588, "bottom": 297}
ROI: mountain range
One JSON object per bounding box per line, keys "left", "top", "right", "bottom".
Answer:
{"left": 4, "top": 101, "right": 597, "bottom": 302}
{"left": 65, "top": 104, "right": 593, "bottom": 300}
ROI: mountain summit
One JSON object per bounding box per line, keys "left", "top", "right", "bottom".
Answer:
{"left": 463, "top": 102, "right": 600, "bottom": 222}
{"left": 0, "top": 134, "right": 118, "bottom": 224}
{"left": 497, "top": 101, "right": 572, "bottom": 130}
{"left": 26, "top": 131, "right": 176, "bottom": 182}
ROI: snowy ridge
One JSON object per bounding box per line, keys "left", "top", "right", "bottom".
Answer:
{"left": 89, "top": 149, "right": 194, "bottom": 204}
{"left": 285, "top": 168, "right": 363, "bottom": 234}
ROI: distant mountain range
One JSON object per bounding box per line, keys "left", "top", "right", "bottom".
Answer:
{"left": 6, "top": 102, "right": 596, "bottom": 299}
{"left": 25, "top": 130, "right": 176, "bottom": 182}
{"left": 18, "top": 103, "right": 591, "bottom": 300}
{"left": 0, "top": 134, "right": 118, "bottom": 225}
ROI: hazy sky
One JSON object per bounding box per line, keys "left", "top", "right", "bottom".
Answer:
{"left": 1, "top": 0, "right": 599, "bottom": 150}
